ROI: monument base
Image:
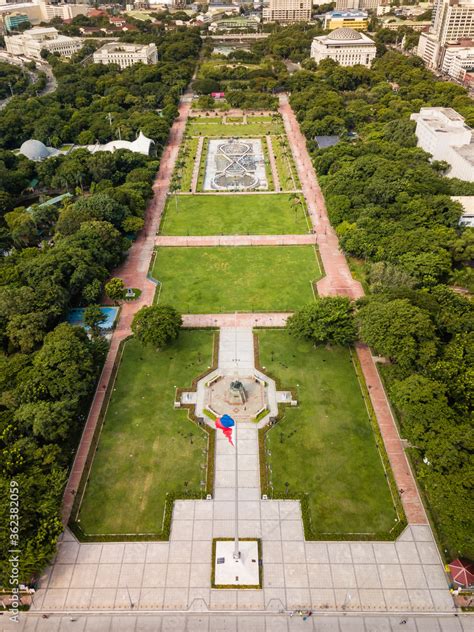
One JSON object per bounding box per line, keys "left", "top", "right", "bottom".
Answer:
{"left": 214, "top": 540, "right": 260, "bottom": 588}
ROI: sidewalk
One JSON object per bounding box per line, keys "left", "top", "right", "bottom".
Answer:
{"left": 155, "top": 234, "right": 317, "bottom": 247}
{"left": 279, "top": 95, "right": 363, "bottom": 301}
{"left": 61, "top": 99, "right": 192, "bottom": 524}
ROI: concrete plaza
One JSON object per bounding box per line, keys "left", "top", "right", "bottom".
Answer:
{"left": 25, "top": 329, "right": 455, "bottom": 622}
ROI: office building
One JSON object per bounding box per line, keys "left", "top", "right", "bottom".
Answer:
{"left": 431, "top": 0, "right": 474, "bottom": 45}
{"left": 0, "top": 0, "right": 88, "bottom": 27}
{"left": 5, "top": 26, "right": 83, "bottom": 58}
{"left": 411, "top": 107, "right": 474, "bottom": 181}
{"left": 93, "top": 42, "right": 158, "bottom": 69}
{"left": 4, "top": 12, "right": 29, "bottom": 29}
{"left": 335, "top": 0, "right": 378, "bottom": 10}
{"left": 311, "top": 27, "right": 376, "bottom": 66}
{"left": 417, "top": 0, "right": 474, "bottom": 68}
{"left": 323, "top": 9, "right": 369, "bottom": 30}
{"left": 441, "top": 39, "right": 474, "bottom": 78}
{"left": 262, "top": 0, "right": 312, "bottom": 23}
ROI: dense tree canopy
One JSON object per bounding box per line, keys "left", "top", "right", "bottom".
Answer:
{"left": 285, "top": 49, "right": 474, "bottom": 557}
{"left": 287, "top": 297, "right": 356, "bottom": 346}
{"left": 0, "top": 25, "right": 202, "bottom": 584}
{"left": 131, "top": 304, "right": 182, "bottom": 349}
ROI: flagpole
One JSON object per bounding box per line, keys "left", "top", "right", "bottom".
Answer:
{"left": 233, "top": 311, "right": 239, "bottom": 560}
{"left": 233, "top": 416, "right": 239, "bottom": 560}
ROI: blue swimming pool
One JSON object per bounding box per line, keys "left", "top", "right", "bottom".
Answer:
{"left": 66, "top": 307, "right": 119, "bottom": 330}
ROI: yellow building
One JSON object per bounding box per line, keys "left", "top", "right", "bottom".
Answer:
{"left": 323, "top": 10, "right": 369, "bottom": 31}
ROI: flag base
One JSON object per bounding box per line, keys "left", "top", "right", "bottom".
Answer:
{"left": 214, "top": 540, "right": 260, "bottom": 588}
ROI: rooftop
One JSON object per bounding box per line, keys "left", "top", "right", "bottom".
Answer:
{"left": 325, "top": 9, "right": 368, "bottom": 17}
{"left": 314, "top": 28, "right": 375, "bottom": 45}
{"left": 95, "top": 41, "right": 155, "bottom": 53}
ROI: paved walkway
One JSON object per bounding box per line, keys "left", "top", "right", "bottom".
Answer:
{"left": 61, "top": 97, "right": 192, "bottom": 524}
{"left": 218, "top": 327, "right": 255, "bottom": 371}
{"left": 279, "top": 94, "right": 427, "bottom": 528}
{"left": 31, "top": 331, "right": 453, "bottom": 618}
{"left": 278, "top": 95, "right": 363, "bottom": 301}
{"left": 356, "top": 345, "right": 427, "bottom": 525}
{"left": 191, "top": 136, "right": 204, "bottom": 194}
{"left": 182, "top": 313, "right": 291, "bottom": 328}
{"left": 4, "top": 612, "right": 472, "bottom": 631}
{"left": 155, "top": 235, "right": 316, "bottom": 247}
{"left": 176, "top": 190, "right": 302, "bottom": 196}
{"left": 266, "top": 135, "right": 280, "bottom": 192}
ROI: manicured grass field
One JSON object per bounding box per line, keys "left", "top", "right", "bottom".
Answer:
{"left": 153, "top": 246, "right": 321, "bottom": 313}
{"left": 258, "top": 330, "right": 398, "bottom": 535}
{"left": 160, "top": 194, "right": 309, "bottom": 235}
{"left": 78, "top": 332, "right": 214, "bottom": 534}
{"left": 187, "top": 116, "right": 283, "bottom": 137}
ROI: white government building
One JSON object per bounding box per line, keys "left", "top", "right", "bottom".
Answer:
{"left": 5, "top": 26, "right": 83, "bottom": 59}
{"left": 411, "top": 107, "right": 474, "bottom": 182}
{"left": 310, "top": 27, "right": 377, "bottom": 66}
{"left": 92, "top": 42, "right": 158, "bottom": 69}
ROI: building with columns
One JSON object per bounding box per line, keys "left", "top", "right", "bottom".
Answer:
{"left": 5, "top": 26, "right": 83, "bottom": 59}
{"left": 310, "top": 27, "right": 376, "bottom": 66}
{"left": 93, "top": 42, "right": 158, "bottom": 69}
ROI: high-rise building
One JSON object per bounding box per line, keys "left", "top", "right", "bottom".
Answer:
{"left": 441, "top": 38, "right": 474, "bottom": 77}
{"left": 335, "top": 0, "right": 379, "bottom": 11}
{"left": 431, "top": 0, "right": 474, "bottom": 45}
{"left": 417, "top": 0, "right": 474, "bottom": 68}
{"left": 262, "top": 0, "right": 311, "bottom": 23}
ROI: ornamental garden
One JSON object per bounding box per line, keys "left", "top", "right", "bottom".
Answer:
{"left": 73, "top": 110, "right": 401, "bottom": 544}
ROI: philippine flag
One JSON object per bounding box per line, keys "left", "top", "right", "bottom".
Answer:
{"left": 215, "top": 414, "right": 235, "bottom": 447}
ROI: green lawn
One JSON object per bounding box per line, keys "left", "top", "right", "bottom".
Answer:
{"left": 258, "top": 330, "right": 398, "bottom": 535}
{"left": 78, "top": 332, "right": 214, "bottom": 534}
{"left": 153, "top": 246, "right": 321, "bottom": 313}
{"left": 187, "top": 116, "right": 283, "bottom": 137}
{"left": 160, "top": 194, "right": 309, "bottom": 235}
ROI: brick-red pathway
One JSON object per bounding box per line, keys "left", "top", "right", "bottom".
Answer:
{"left": 61, "top": 101, "right": 191, "bottom": 524}
{"left": 279, "top": 95, "right": 428, "bottom": 525}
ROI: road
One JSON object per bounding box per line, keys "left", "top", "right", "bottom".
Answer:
{"left": 0, "top": 52, "right": 57, "bottom": 110}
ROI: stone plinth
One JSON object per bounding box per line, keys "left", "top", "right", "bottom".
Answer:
{"left": 207, "top": 376, "right": 265, "bottom": 420}
{"left": 214, "top": 540, "right": 260, "bottom": 587}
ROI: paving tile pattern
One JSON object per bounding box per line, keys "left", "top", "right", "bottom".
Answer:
{"left": 30, "top": 525, "right": 453, "bottom": 614}
{"left": 3, "top": 613, "right": 473, "bottom": 632}
{"left": 154, "top": 235, "right": 317, "bottom": 247}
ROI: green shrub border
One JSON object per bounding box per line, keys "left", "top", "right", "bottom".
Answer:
{"left": 69, "top": 330, "right": 219, "bottom": 543}
{"left": 254, "top": 407, "right": 269, "bottom": 423}
{"left": 196, "top": 137, "right": 209, "bottom": 192}
{"left": 254, "top": 330, "right": 406, "bottom": 541}
{"left": 211, "top": 538, "right": 263, "bottom": 589}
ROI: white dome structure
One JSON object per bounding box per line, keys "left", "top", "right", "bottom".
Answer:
{"left": 327, "top": 27, "right": 363, "bottom": 41}
{"left": 311, "top": 28, "right": 376, "bottom": 68}
{"left": 19, "top": 139, "right": 59, "bottom": 161}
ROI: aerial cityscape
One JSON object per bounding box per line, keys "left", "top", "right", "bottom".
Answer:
{"left": 0, "top": 0, "right": 473, "bottom": 629}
